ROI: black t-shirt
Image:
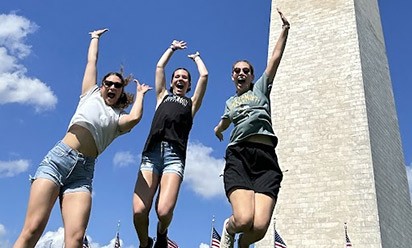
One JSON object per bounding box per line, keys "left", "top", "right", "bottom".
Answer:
{"left": 143, "top": 94, "right": 193, "bottom": 159}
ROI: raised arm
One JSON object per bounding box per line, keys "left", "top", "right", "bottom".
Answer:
{"left": 81, "top": 28, "right": 109, "bottom": 95}
{"left": 265, "top": 8, "right": 290, "bottom": 82}
{"left": 155, "top": 40, "right": 187, "bottom": 105}
{"left": 188, "top": 51, "right": 208, "bottom": 117}
{"left": 118, "top": 79, "right": 152, "bottom": 132}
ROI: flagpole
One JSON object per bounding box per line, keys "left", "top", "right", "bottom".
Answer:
{"left": 344, "top": 222, "right": 347, "bottom": 239}
{"left": 210, "top": 215, "right": 215, "bottom": 248}
{"left": 114, "top": 220, "right": 121, "bottom": 248}
{"left": 273, "top": 216, "right": 276, "bottom": 245}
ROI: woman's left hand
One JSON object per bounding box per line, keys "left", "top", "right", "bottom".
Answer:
{"left": 134, "top": 79, "right": 152, "bottom": 94}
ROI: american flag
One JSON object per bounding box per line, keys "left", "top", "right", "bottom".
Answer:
{"left": 274, "top": 230, "right": 287, "bottom": 248}
{"left": 167, "top": 237, "right": 179, "bottom": 248}
{"left": 114, "top": 232, "right": 121, "bottom": 248}
{"left": 82, "top": 235, "right": 90, "bottom": 248}
{"left": 345, "top": 227, "right": 352, "bottom": 247}
{"left": 211, "top": 227, "right": 221, "bottom": 248}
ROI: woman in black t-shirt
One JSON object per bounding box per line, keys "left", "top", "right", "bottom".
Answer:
{"left": 132, "top": 40, "right": 208, "bottom": 248}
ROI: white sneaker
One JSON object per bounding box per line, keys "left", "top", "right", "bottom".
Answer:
{"left": 220, "top": 218, "right": 234, "bottom": 248}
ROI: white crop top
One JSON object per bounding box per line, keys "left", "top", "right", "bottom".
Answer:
{"left": 68, "top": 85, "right": 126, "bottom": 155}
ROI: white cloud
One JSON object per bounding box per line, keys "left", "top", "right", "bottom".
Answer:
{"left": 0, "top": 13, "right": 57, "bottom": 112}
{"left": 113, "top": 151, "right": 139, "bottom": 168}
{"left": 0, "top": 224, "right": 6, "bottom": 236}
{"left": 0, "top": 224, "right": 11, "bottom": 248}
{"left": 0, "top": 13, "right": 36, "bottom": 58}
{"left": 35, "top": 228, "right": 64, "bottom": 248}
{"left": 34, "top": 227, "right": 129, "bottom": 248}
{"left": 184, "top": 141, "right": 225, "bottom": 199}
{"left": 0, "top": 159, "right": 30, "bottom": 178}
{"left": 199, "top": 243, "right": 210, "bottom": 248}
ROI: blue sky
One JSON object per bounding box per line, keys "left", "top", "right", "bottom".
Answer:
{"left": 0, "top": 1, "right": 410, "bottom": 248}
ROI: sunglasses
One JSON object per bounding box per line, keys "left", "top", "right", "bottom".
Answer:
{"left": 233, "top": 67, "right": 251, "bottom": 74}
{"left": 103, "top": 80, "right": 123, "bottom": 89}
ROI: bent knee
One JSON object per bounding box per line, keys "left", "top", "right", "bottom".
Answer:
{"left": 252, "top": 225, "right": 269, "bottom": 240}
{"left": 133, "top": 199, "right": 151, "bottom": 215}
{"left": 156, "top": 206, "right": 174, "bottom": 221}
{"left": 22, "top": 219, "right": 48, "bottom": 238}
{"left": 133, "top": 207, "right": 150, "bottom": 221}
{"left": 64, "top": 228, "right": 86, "bottom": 247}
{"left": 64, "top": 236, "right": 84, "bottom": 248}
{"left": 232, "top": 216, "right": 253, "bottom": 232}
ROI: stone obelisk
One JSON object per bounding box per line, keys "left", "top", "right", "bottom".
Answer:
{"left": 257, "top": 1, "right": 412, "bottom": 247}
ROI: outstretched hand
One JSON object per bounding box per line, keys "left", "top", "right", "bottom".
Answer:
{"left": 277, "top": 8, "right": 290, "bottom": 29}
{"left": 89, "top": 28, "right": 109, "bottom": 39}
{"left": 171, "top": 40, "right": 187, "bottom": 50}
{"left": 134, "top": 79, "right": 153, "bottom": 94}
{"left": 188, "top": 51, "right": 200, "bottom": 60}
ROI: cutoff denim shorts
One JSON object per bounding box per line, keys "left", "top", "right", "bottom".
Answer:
{"left": 32, "top": 141, "right": 96, "bottom": 195}
{"left": 140, "top": 141, "right": 185, "bottom": 178}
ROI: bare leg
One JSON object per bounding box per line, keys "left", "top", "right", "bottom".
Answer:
{"left": 60, "top": 191, "right": 92, "bottom": 248}
{"left": 13, "top": 179, "right": 59, "bottom": 248}
{"left": 155, "top": 172, "right": 182, "bottom": 234}
{"left": 238, "top": 193, "right": 276, "bottom": 248}
{"left": 133, "top": 171, "right": 159, "bottom": 247}
{"left": 226, "top": 189, "right": 255, "bottom": 234}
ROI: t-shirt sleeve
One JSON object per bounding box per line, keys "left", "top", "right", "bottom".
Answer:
{"left": 221, "top": 102, "right": 231, "bottom": 120}
{"left": 253, "top": 72, "right": 272, "bottom": 97}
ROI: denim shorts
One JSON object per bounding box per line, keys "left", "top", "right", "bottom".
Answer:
{"left": 32, "top": 141, "right": 96, "bottom": 195}
{"left": 140, "top": 141, "right": 185, "bottom": 178}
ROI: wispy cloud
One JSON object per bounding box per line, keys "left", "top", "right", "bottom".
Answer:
{"left": 113, "top": 151, "right": 139, "bottom": 168}
{"left": 0, "top": 159, "right": 30, "bottom": 178}
{"left": 0, "top": 224, "right": 11, "bottom": 248}
{"left": 0, "top": 13, "right": 57, "bottom": 112}
{"left": 184, "top": 141, "right": 225, "bottom": 199}
{"left": 199, "top": 243, "right": 210, "bottom": 248}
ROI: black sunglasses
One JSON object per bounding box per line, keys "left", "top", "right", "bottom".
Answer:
{"left": 103, "top": 80, "right": 123, "bottom": 89}
{"left": 233, "top": 67, "right": 251, "bottom": 74}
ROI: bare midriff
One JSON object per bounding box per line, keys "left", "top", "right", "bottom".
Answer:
{"left": 62, "top": 124, "right": 98, "bottom": 157}
{"left": 245, "top": 134, "right": 274, "bottom": 147}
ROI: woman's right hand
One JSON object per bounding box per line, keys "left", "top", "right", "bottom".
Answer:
{"left": 170, "top": 40, "right": 187, "bottom": 50}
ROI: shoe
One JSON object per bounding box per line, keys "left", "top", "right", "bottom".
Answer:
{"left": 220, "top": 218, "right": 234, "bottom": 248}
{"left": 140, "top": 237, "right": 153, "bottom": 248}
{"left": 153, "top": 230, "right": 168, "bottom": 248}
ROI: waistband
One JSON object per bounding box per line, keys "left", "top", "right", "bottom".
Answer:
{"left": 56, "top": 140, "right": 96, "bottom": 162}
{"left": 231, "top": 140, "right": 276, "bottom": 150}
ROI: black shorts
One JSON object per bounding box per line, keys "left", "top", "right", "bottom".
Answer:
{"left": 224, "top": 142, "right": 283, "bottom": 199}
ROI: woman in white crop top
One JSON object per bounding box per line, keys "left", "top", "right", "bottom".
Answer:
{"left": 13, "top": 29, "right": 151, "bottom": 248}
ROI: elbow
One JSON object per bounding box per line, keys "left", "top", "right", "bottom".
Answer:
{"left": 87, "top": 58, "right": 97, "bottom": 64}
{"left": 133, "top": 115, "right": 143, "bottom": 125}
{"left": 200, "top": 73, "right": 209, "bottom": 80}
{"left": 130, "top": 113, "right": 143, "bottom": 126}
